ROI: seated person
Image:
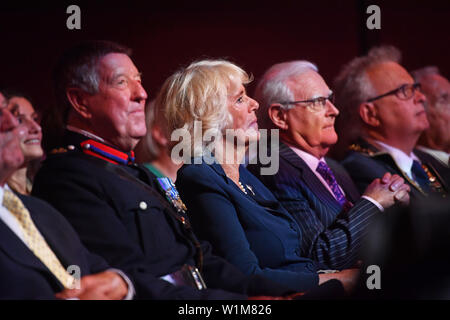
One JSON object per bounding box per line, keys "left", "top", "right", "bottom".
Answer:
{"left": 334, "top": 46, "right": 450, "bottom": 200}
{"left": 32, "top": 41, "right": 305, "bottom": 299}
{"left": 248, "top": 60, "right": 410, "bottom": 270}
{"left": 0, "top": 92, "right": 130, "bottom": 299}
{"left": 3, "top": 90, "right": 44, "bottom": 195}
{"left": 167, "top": 59, "right": 359, "bottom": 292}
{"left": 135, "top": 99, "right": 180, "bottom": 182}
{"left": 411, "top": 66, "right": 450, "bottom": 169}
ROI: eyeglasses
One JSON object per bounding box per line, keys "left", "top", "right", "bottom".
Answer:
{"left": 279, "top": 92, "right": 335, "bottom": 112}
{"left": 366, "top": 82, "right": 421, "bottom": 102}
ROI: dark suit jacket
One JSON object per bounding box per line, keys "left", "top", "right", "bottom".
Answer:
{"left": 32, "top": 131, "right": 292, "bottom": 299}
{"left": 248, "top": 142, "right": 380, "bottom": 270}
{"left": 0, "top": 194, "right": 109, "bottom": 299}
{"left": 176, "top": 156, "right": 319, "bottom": 292}
{"left": 341, "top": 139, "right": 450, "bottom": 200}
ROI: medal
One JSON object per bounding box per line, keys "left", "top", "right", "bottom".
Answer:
{"left": 156, "top": 177, "right": 188, "bottom": 213}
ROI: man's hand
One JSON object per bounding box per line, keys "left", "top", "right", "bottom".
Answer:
{"left": 363, "top": 172, "right": 410, "bottom": 208}
{"left": 318, "top": 268, "right": 360, "bottom": 294}
{"left": 55, "top": 271, "right": 128, "bottom": 300}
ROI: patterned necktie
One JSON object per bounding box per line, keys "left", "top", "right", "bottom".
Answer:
{"left": 411, "top": 160, "right": 431, "bottom": 194}
{"left": 316, "top": 161, "right": 352, "bottom": 209}
{"left": 2, "top": 189, "right": 75, "bottom": 288}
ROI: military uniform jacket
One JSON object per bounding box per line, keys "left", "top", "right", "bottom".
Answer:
{"left": 342, "top": 139, "right": 450, "bottom": 200}
{"left": 32, "top": 131, "right": 292, "bottom": 299}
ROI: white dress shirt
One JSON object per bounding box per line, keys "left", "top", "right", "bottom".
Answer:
{"left": 373, "top": 140, "right": 421, "bottom": 180}
{"left": 285, "top": 144, "right": 383, "bottom": 211}
{"left": 0, "top": 184, "right": 28, "bottom": 241}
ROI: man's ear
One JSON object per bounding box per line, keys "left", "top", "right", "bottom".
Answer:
{"left": 268, "top": 103, "right": 289, "bottom": 130}
{"left": 66, "top": 88, "right": 92, "bottom": 119}
{"left": 359, "top": 102, "right": 380, "bottom": 127}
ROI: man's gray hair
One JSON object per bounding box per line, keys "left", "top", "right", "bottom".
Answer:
{"left": 411, "top": 66, "right": 440, "bottom": 82}
{"left": 254, "top": 60, "right": 318, "bottom": 130}
{"left": 333, "top": 45, "right": 402, "bottom": 142}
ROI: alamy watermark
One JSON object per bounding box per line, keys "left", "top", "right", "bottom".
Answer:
{"left": 67, "top": 264, "right": 81, "bottom": 289}
{"left": 366, "top": 5, "right": 381, "bottom": 30}
{"left": 170, "top": 121, "right": 280, "bottom": 175}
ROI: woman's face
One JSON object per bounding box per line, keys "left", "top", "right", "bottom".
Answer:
{"left": 226, "top": 78, "right": 260, "bottom": 144}
{"left": 8, "top": 97, "right": 43, "bottom": 163}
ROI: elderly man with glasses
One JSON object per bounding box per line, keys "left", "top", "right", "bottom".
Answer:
{"left": 412, "top": 66, "right": 450, "bottom": 171}
{"left": 248, "top": 60, "right": 409, "bottom": 271}
{"left": 334, "top": 46, "right": 449, "bottom": 201}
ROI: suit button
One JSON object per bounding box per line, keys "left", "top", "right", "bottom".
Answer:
{"left": 139, "top": 201, "right": 147, "bottom": 210}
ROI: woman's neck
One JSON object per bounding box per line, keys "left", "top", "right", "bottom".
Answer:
{"left": 215, "top": 139, "right": 247, "bottom": 184}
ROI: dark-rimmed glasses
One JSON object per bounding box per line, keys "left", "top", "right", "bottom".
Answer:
{"left": 279, "top": 92, "right": 335, "bottom": 112}
{"left": 366, "top": 83, "right": 421, "bottom": 102}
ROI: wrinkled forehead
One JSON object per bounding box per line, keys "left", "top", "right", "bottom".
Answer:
{"left": 422, "top": 74, "right": 450, "bottom": 94}
{"left": 287, "top": 70, "right": 330, "bottom": 99}
{"left": 366, "top": 61, "right": 414, "bottom": 93}
{"left": 97, "top": 52, "right": 139, "bottom": 79}
{"left": 227, "top": 73, "right": 247, "bottom": 94}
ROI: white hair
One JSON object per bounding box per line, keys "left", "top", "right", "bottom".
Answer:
{"left": 254, "top": 60, "right": 318, "bottom": 130}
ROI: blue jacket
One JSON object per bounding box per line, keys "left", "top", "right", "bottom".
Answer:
{"left": 248, "top": 142, "right": 380, "bottom": 270}
{"left": 176, "top": 155, "right": 319, "bottom": 292}
{"left": 0, "top": 194, "right": 110, "bottom": 299}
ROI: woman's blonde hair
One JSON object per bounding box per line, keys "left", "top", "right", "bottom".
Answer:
{"left": 162, "top": 59, "right": 252, "bottom": 157}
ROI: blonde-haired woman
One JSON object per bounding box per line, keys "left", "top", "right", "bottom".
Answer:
{"left": 165, "top": 60, "right": 358, "bottom": 293}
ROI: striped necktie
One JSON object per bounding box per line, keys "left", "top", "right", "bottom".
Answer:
{"left": 316, "top": 161, "right": 352, "bottom": 210}
{"left": 2, "top": 189, "right": 76, "bottom": 288}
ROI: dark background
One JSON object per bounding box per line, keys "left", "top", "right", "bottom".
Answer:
{"left": 1, "top": 0, "right": 449, "bottom": 118}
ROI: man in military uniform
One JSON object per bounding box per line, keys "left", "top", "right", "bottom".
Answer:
{"left": 334, "top": 46, "right": 450, "bottom": 200}
{"left": 32, "top": 41, "right": 314, "bottom": 299}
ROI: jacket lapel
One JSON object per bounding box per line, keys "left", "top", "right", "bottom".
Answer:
{"left": 278, "top": 142, "right": 342, "bottom": 215}
{"left": 0, "top": 218, "right": 62, "bottom": 283}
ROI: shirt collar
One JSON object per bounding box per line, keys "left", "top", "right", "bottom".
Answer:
{"left": 284, "top": 142, "right": 325, "bottom": 172}
{"left": 373, "top": 140, "right": 420, "bottom": 178}
{"left": 0, "top": 184, "right": 13, "bottom": 205}
{"left": 66, "top": 125, "right": 106, "bottom": 144}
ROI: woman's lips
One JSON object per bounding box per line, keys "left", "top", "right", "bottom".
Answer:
{"left": 24, "top": 138, "right": 41, "bottom": 145}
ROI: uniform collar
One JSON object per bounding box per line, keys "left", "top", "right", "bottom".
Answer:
{"left": 66, "top": 126, "right": 135, "bottom": 165}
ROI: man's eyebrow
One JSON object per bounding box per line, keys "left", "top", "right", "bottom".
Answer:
{"left": 111, "top": 71, "right": 143, "bottom": 80}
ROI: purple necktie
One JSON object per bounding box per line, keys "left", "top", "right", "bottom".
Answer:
{"left": 316, "top": 161, "right": 352, "bottom": 209}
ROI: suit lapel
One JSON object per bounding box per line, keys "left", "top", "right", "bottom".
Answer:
{"left": 0, "top": 218, "right": 61, "bottom": 280}
{"left": 278, "top": 143, "right": 343, "bottom": 216}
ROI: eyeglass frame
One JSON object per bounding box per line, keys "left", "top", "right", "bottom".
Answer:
{"left": 278, "top": 92, "right": 335, "bottom": 110}
{"left": 366, "top": 82, "right": 421, "bottom": 103}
